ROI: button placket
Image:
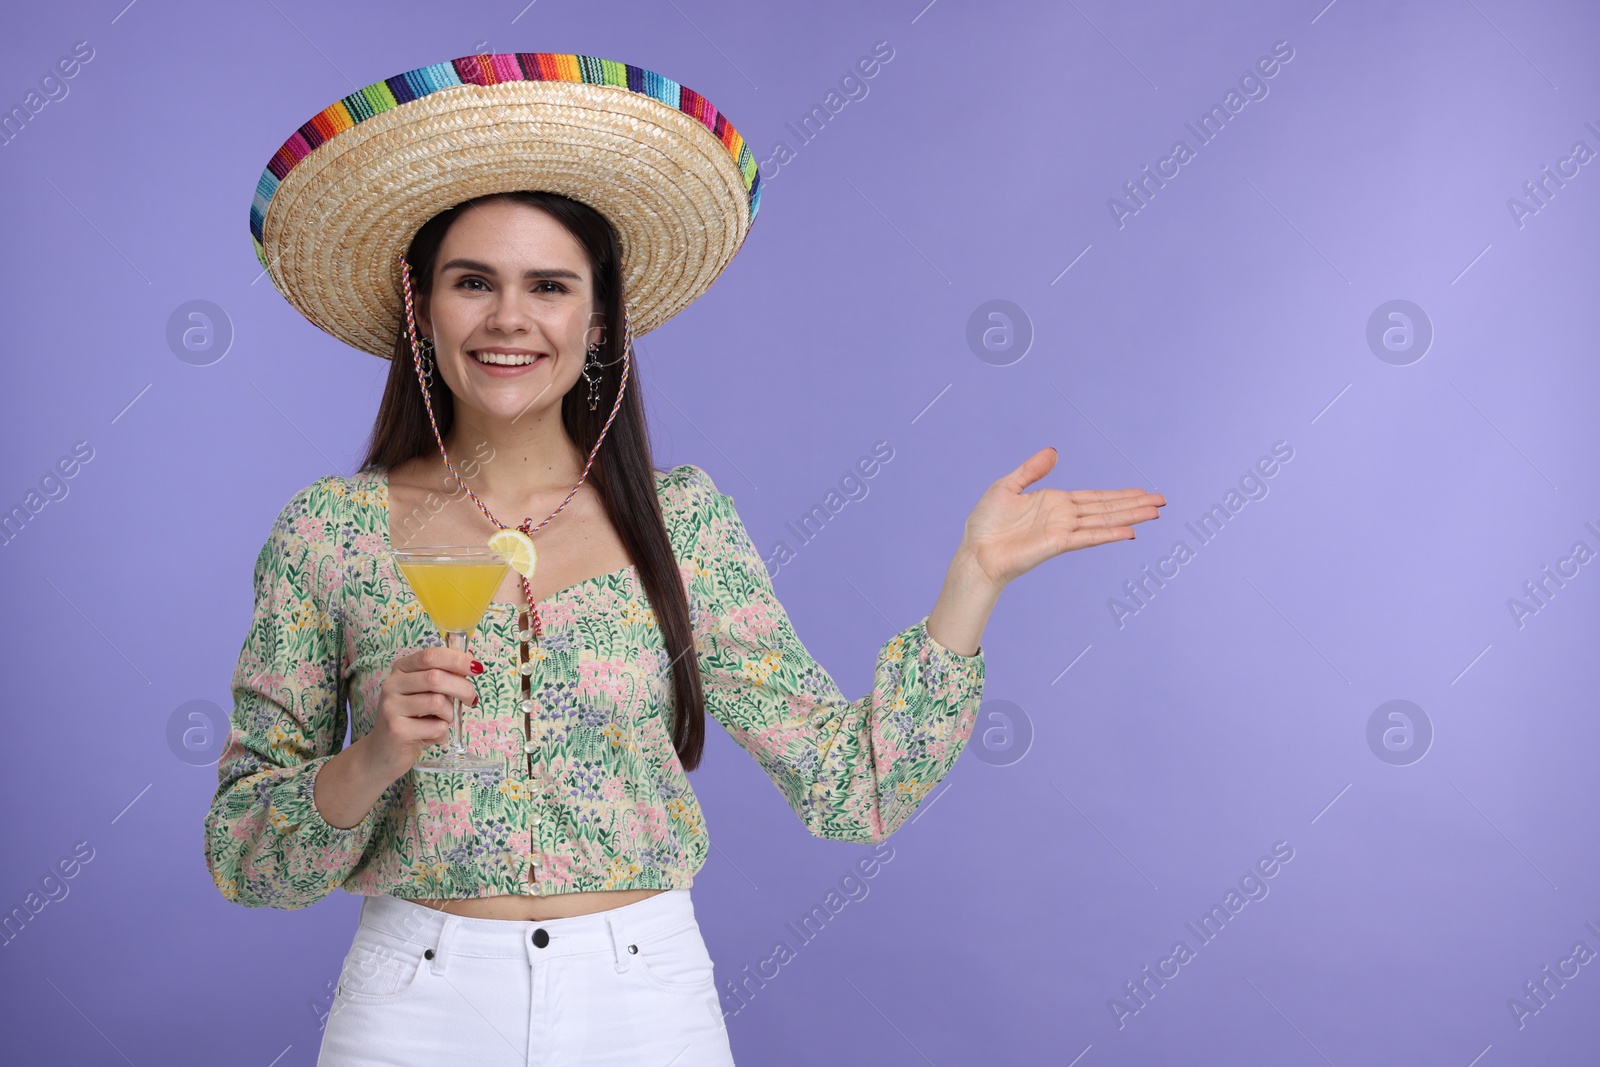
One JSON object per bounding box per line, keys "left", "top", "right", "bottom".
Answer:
{"left": 519, "top": 608, "right": 542, "bottom": 895}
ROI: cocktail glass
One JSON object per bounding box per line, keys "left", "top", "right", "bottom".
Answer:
{"left": 391, "top": 546, "right": 510, "bottom": 773}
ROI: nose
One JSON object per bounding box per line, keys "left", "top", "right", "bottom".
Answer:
{"left": 484, "top": 290, "right": 534, "bottom": 334}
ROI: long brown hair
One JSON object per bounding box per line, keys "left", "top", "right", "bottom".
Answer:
{"left": 359, "top": 190, "right": 707, "bottom": 771}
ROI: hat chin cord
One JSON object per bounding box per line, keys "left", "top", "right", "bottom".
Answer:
{"left": 396, "top": 252, "right": 633, "bottom": 642}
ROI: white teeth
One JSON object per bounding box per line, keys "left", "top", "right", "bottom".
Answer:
{"left": 473, "top": 351, "right": 542, "bottom": 366}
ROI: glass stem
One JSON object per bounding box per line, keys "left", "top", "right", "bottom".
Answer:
{"left": 446, "top": 630, "right": 471, "bottom": 758}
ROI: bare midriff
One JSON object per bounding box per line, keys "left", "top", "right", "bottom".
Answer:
{"left": 410, "top": 888, "right": 667, "bottom": 921}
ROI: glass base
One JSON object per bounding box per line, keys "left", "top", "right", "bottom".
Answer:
{"left": 413, "top": 752, "right": 504, "bottom": 773}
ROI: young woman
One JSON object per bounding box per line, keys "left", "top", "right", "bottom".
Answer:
{"left": 206, "top": 53, "right": 1163, "bottom": 1066}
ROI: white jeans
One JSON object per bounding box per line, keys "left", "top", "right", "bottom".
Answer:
{"left": 316, "top": 889, "right": 736, "bottom": 1066}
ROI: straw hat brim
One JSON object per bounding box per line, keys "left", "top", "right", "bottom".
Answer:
{"left": 251, "top": 56, "right": 762, "bottom": 358}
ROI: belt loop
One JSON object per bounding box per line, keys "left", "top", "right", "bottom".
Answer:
{"left": 606, "top": 914, "right": 630, "bottom": 973}
{"left": 431, "top": 913, "right": 459, "bottom": 976}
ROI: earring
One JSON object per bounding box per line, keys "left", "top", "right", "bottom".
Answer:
{"left": 583, "top": 341, "right": 603, "bottom": 411}
{"left": 415, "top": 336, "right": 436, "bottom": 389}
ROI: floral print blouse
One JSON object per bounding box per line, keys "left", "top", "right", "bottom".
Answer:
{"left": 203, "top": 464, "right": 986, "bottom": 909}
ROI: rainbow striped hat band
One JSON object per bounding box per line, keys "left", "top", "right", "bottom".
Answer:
{"left": 249, "top": 52, "right": 762, "bottom": 358}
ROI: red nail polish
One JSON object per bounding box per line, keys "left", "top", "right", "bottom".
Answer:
{"left": 469, "top": 660, "right": 484, "bottom": 675}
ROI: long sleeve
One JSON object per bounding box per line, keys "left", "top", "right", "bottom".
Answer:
{"left": 203, "top": 478, "right": 380, "bottom": 909}
{"left": 678, "top": 467, "right": 986, "bottom": 843}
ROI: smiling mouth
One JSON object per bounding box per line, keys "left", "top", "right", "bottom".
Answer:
{"left": 471, "top": 351, "right": 546, "bottom": 366}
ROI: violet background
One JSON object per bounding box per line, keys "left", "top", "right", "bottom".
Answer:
{"left": 2, "top": 0, "right": 1598, "bottom": 1064}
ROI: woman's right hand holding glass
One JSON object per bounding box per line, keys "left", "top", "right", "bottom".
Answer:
{"left": 312, "top": 646, "right": 484, "bottom": 829}
{"left": 364, "top": 646, "right": 484, "bottom": 782}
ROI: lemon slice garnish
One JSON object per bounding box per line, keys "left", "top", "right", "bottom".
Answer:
{"left": 488, "top": 528, "right": 537, "bottom": 579}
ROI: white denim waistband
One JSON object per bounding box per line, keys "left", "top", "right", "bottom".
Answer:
{"left": 354, "top": 889, "right": 698, "bottom": 975}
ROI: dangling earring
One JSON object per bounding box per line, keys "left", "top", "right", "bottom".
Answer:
{"left": 416, "top": 335, "right": 436, "bottom": 389}
{"left": 583, "top": 341, "right": 603, "bottom": 411}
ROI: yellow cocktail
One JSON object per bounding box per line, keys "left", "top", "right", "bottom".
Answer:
{"left": 391, "top": 546, "right": 510, "bottom": 774}
{"left": 396, "top": 560, "right": 507, "bottom": 632}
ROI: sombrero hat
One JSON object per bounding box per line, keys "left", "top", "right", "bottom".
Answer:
{"left": 249, "top": 52, "right": 762, "bottom": 358}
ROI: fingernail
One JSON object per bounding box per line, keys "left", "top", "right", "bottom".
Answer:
{"left": 469, "top": 660, "right": 484, "bottom": 675}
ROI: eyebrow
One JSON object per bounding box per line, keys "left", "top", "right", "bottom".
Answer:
{"left": 438, "top": 258, "right": 583, "bottom": 281}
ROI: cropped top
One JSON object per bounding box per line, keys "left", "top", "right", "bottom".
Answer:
{"left": 203, "top": 464, "right": 986, "bottom": 909}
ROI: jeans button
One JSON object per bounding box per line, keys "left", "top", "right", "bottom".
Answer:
{"left": 532, "top": 928, "right": 550, "bottom": 948}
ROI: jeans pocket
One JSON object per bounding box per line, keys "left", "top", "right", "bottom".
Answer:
{"left": 335, "top": 927, "right": 428, "bottom": 1003}
{"left": 628, "top": 919, "right": 717, "bottom": 995}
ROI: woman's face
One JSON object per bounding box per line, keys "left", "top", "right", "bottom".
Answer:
{"left": 418, "top": 198, "right": 603, "bottom": 427}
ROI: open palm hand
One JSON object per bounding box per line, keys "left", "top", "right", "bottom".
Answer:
{"left": 961, "top": 447, "right": 1166, "bottom": 588}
